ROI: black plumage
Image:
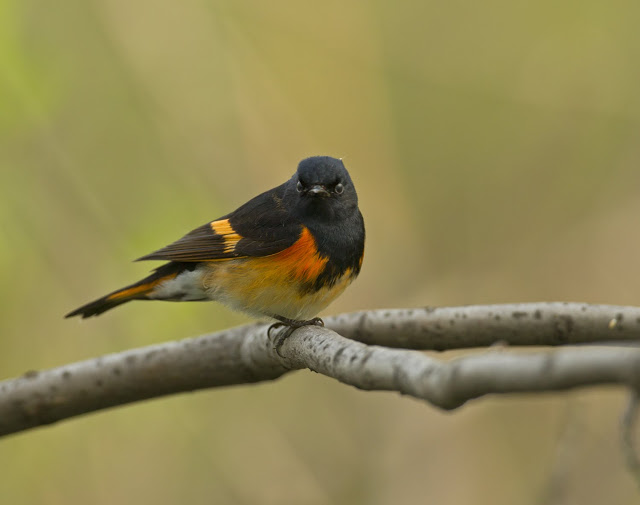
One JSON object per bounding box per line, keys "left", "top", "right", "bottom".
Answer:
{"left": 66, "top": 156, "right": 365, "bottom": 319}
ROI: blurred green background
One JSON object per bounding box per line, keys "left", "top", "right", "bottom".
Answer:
{"left": 2, "top": 0, "right": 640, "bottom": 503}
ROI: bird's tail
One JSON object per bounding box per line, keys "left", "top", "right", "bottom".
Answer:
{"left": 65, "top": 263, "right": 184, "bottom": 319}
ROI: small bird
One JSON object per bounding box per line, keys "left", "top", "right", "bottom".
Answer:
{"left": 66, "top": 156, "right": 365, "bottom": 345}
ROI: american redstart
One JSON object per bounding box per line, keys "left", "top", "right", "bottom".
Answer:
{"left": 66, "top": 156, "right": 365, "bottom": 342}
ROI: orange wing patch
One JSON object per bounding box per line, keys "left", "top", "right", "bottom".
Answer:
{"left": 201, "top": 226, "right": 352, "bottom": 320}
{"left": 211, "top": 219, "right": 243, "bottom": 254}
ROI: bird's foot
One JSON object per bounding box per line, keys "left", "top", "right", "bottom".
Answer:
{"left": 268, "top": 317, "right": 325, "bottom": 356}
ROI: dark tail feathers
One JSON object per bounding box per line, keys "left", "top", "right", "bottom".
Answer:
{"left": 65, "top": 262, "right": 189, "bottom": 319}
{"left": 65, "top": 292, "right": 135, "bottom": 319}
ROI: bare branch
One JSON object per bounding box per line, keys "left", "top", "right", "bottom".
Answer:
{"left": 329, "top": 303, "right": 640, "bottom": 349}
{"left": 0, "top": 325, "right": 284, "bottom": 437}
{"left": 1, "top": 303, "right": 639, "bottom": 438}
{"left": 278, "top": 326, "right": 640, "bottom": 410}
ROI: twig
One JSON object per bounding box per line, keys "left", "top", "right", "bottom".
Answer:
{"left": 622, "top": 390, "right": 640, "bottom": 490}
{"left": 538, "top": 400, "right": 582, "bottom": 505}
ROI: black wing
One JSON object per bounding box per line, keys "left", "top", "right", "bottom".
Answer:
{"left": 137, "top": 183, "right": 302, "bottom": 262}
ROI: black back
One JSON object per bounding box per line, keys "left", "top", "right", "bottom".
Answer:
{"left": 138, "top": 156, "right": 365, "bottom": 289}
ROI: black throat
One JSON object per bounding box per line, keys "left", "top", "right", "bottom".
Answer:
{"left": 303, "top": 208, "right": 365, "bottom": 290}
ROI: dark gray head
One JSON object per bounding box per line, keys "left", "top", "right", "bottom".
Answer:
{"left": 288, "top": 156, "right": 358, "bottom": 221}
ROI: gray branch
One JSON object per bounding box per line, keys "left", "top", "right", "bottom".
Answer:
{"left": 1, "top": 303, "right": 640, "bottom": 437}
{"left": 329, "top": 303, "right": 640, "bottom": 349}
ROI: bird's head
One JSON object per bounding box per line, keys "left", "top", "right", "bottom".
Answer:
{"left": 288, "top": 156, "right": 358, "bottom": 221}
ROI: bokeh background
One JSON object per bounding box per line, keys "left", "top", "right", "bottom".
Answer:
{"left": 2, "top": 0, "right": 640, "bottom": 503}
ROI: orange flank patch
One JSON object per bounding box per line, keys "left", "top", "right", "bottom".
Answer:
{"left": 201, "top": 226, "right": 351, "bottom": 320}
{"left": 106, "top": 273, "right": 178, "bottom": 301}
{"left": 211, "top": 219, "right": 242, "bottom": 254}
{"left": 271, "top": 226, "right": 328, "bottom": 283}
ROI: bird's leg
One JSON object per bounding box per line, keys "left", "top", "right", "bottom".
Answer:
{"left": 268, "top": 315, "right": 325, "bottom": 355}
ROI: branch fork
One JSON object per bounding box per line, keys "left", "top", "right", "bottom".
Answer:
{"left": 1, "top": 303, "right": 639, "bottom": 440}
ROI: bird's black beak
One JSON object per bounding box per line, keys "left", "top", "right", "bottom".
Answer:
{"left": 308, "top": 185, "right": 330, "bottom": 197}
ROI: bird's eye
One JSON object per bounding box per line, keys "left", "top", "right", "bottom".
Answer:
{"left": 334, "top": 183, "right": 344, "bottom": 194}
{"left": 296, "top": 181, "right": 304, "bottom": 193}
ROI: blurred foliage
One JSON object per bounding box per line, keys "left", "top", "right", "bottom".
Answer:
{"left": 1, "top": 0, "right": 640, "bottom": 503}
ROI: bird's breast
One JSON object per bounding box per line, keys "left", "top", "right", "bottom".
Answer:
{"left": 201, "top": 225, "right": 361, "bottom": 320}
